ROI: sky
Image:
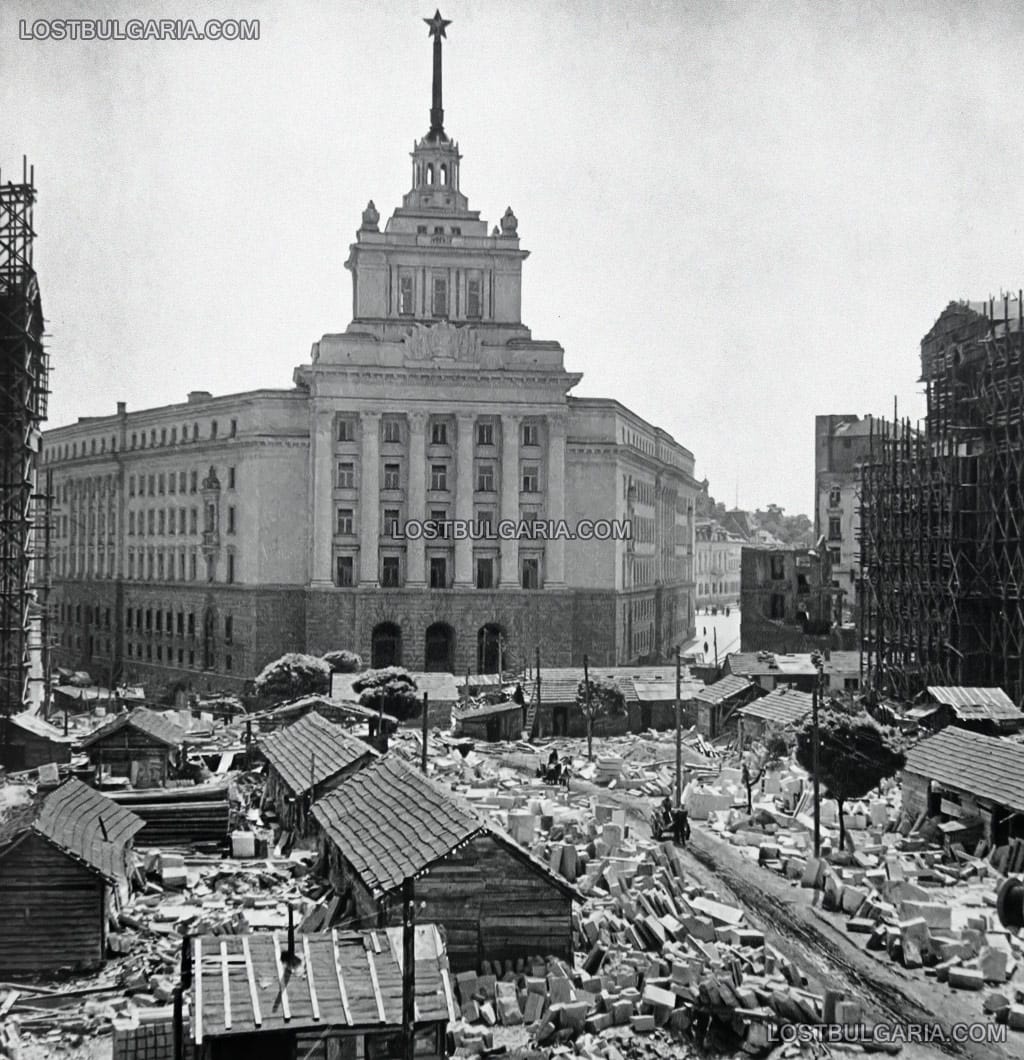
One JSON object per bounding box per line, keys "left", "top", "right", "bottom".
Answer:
{"left": 4, "top": 0, "right": 1024, "bottom": 517}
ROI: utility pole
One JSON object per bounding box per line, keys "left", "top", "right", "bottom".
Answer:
{"left": 421, "top": 692, "right": 429, "bottom": 774}
{"left": 674, "top": 647, "right": 682, "bottom": 807}
{"left": 811, "top": 650, "right": 823, "bottom": 858}
{"left": 402, "top": 875, "right": 416, "bottom": 1060}
{"left": 713, "top": 627, "right": 719, "bottom": 669}
{"left": 535, "top": 645, "right": 542, "bottom": 734}
{"left": 583, "top": 653, "right": 592, "bottom": 760}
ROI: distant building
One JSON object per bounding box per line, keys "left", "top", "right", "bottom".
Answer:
{"left": 694, "top": 520, "right": 743, "bottom": 610}
{"left": 739, "top": 547, "right": 838, "bottom": 653}
{"left": 814, "top": 415, "right": 879, "bottom": 622}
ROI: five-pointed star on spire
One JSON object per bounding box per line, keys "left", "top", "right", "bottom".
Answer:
{"left": 424, "top": 9, "right": 452, "bottom": 39}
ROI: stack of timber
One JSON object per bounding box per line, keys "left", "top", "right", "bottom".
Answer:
{"left": 103, "top": 780, "right": 231, "bottom": 845}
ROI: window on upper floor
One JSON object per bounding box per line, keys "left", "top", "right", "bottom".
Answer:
{"left": 430, "top": 465, "right": 448, "bottom": 491}
{"left": 381, "top": 555, "right": 401, "bottom": 587}
{"left": 337, "top": 418, "right": 355, "bottom": 443}
{"left": 383, "top": 419, "right": 402, "bottom": 444}
{"left": 466, "top": 277, "right": 482, "bottom": 319}
{"left": 522, "top": 423, "right": 539, "bottom": 447}
{"left": 383, "top": 463, "right": 401, "bottom": 491}
{"left": 431, "top": 422, "right": 448, "bottom": 446}
{"left": 429, "top": 556, "right": 448, "bottom": 589}
{"left": 828, "top": 486, "right": 841, "bottom": 508}
{"left": 336, "top": 555, "right": 354, "bottom": 587}
{"left": 228, "top": 467, "right": 236, "bottom": 490}
{"left": 521, "top": 557, "right": 540, "bottom": 590}
{"left": 337, "top": 462, "right": 355, "bottom": 489}
{"left": 337, "top": 508, "right": 354, "bottom": 535}
{"left": 399, "top": 275, "right": 414, "bottom": 316}
{"left": 211, "top": 421, "right": 219, "bottom": 440}
{"left": 477, "top": 463, "right": 495, "bottom": 492}
{"left": 475, "top": 556, "right": 494, "bottom": 590}
{"left": 828, "top": 516, "right": 841, "bottom": 540}
{"left": 521, "top": 464, "right": 539, "bottom": 493}
{"left": 431, "top": 275, "right": 448, "bottom": 318}
{"left": 476, "top": 422, "right": 493, "bottom": 446}
{"left": 383, "top": 508, "right": 400, "bottom": 537}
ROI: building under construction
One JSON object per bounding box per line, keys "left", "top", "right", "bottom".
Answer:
{"left": 0, "top": 162, "right": 48, "bottom": 724}
{"left": 860, "top": 295, "right": 1024, "bottom": 703}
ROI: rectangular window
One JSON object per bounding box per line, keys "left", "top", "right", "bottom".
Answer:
{"left": 383, "top": 463, "right": 401, "bottom": 490}
{"left": 769, "top": 593, "right": 786, "bottom": 618}
{"left": 476, "top": 422, "right": 494, "bottom": 446}
{"left": 430, "top": 508, "right": 449, "bottom": 538}
{"left": 337, "top": 418, "right": 354, "bottom": 442}
{"left": 211, "top": 421, "right": 219, "bottom": 439}
{"left": 227, "top": 506, "right": 236, "bottom": 534}
{"left": 336, "top": 555, "right": 354, "bottom": 586}
{"left": 770, "top": 555, "right": 785, "bottom": 580}
{"left": 477, "top": 509, "right": 495, "bottom": 536}
{"left": 828, "top": 516, "right": 841, "bottom": 540}
{"left": 169, "top": 474, "right": 176, "bottom": 495}
{"left": 230, "top": 419, "right": 237, "bottom": 438}
{"left": 429, "top": 556, "right": 448, "bottom": 589}
{"left": 178, "top": 551, "right": 186, "bottom": 580}
{"left": 190, "top": 552, "right": 197, "bottom": 581}
{"left": 476, "top": 556, "right": 494, "bottom": 589}
{"left": 337, "top": 461, "right": 355, "bottom": 489}
{"left": 159, "top": 473, "right": 165, "bottom": 495}
{"left": 383, "top": 419, "right": 401, "bottom": 444}
{"left": 381, "top": 556, "right": 401, "bottom": 587}
{"left": 158, "top": 510, "right": 165, "bottom": 534}
{"left": 828, "top": 486, "right": 841, "bottom": 507}
{"left": 227, "top": 553, "right": 235, "bottom": 583}
{"left": 148, "top": 474, "right": 156, "bottom": 495}
{"left": 431, "top": 421, "right": 448, "bottom": 446}
{"left": 128, "top": 475, "right": 136, "bottom": 497}
{"left": 432, "top": 275, "right": 448, "bottom": 317}
{"left": 156, "top": 610, "right": 163, "bottom": 633}
{"left": 399, "top": 274, "right": 414, "bottom": 316}
{"left": 128, "top": 511, "right": 135, "bottom": 535}
{"left": 190, "top": 508, "right": 198, "bottom": 534}
{"left": 179, "top": 471, "right": 187, "bottom": 492}
{"left": 521, "top": 557, "right": 540, "bottom": 590}
{"left": 521, "top": 464, "right": 539, "bottom": 492}
{"left": 466, "top": 277, "right": 482, "bottom": 319}
{"left": 431, "top": 464, "right": 448, "bottom": 491}
{"left": 337, "top": 508, "right": 354, "bottom": 535}
{"left": 477, "top": 463, "right": 495, "bottom": 492}
{"left": 228, "top": 467, "right": 236, "bottom": 490}
{"left": 148, "top": 510, "right": 155, "bottom": 534}
{"left": 179, "top": 508, "right": 186, "bottom": 533}
{"left": 522, "top": 423, "right": 539, "bottom": 446}
{"left": 383, "top": 508, "right": 400, "bottom": 537}
{"left": 190, "top": 471, "right": 198, "bottom": 493}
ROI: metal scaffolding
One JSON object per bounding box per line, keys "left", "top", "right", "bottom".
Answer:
{"left": 0, "top": 160, "right": 48, "bottom": 719}
{"left": 860, "top": 294, "right": 1024, "bottom": 702}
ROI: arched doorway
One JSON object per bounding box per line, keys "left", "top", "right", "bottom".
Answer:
{"left": 477, "top": 623, "right": 504, "bottom": 675}
{"left": 424, "top": 622, "right": 455, "bottom": 673}
{"left": 371, "top": 622, "right": 402, "bottom": 668}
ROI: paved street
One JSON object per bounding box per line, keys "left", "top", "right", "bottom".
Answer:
{"left": 682, "top": 606, "right": 741, "bottom": 664}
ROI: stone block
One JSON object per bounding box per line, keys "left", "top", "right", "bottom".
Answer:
{"left": 947, "top": 967, "right": 985, "bottom": 991}
{"left": 1008, "top": 1005, "right": 1024, "bottom": 1031}
{"left": 898, "top": 900, "right": 952, "bottom": 930}
{"left": 979, "top": 946, "right": 1009, "bottom": 983}
{"left": 523, "top": 991, "right": 545, "bottom": 1024}
{"left": 611, "top": 999, "right": 634, "bottom": 1025}
{"left": 630, "top": 1014, "right": 656, "bottom": 1033}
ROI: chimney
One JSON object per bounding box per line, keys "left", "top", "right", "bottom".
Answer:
{"left": 116, "top": 401, "right": 127, "bottom": 416}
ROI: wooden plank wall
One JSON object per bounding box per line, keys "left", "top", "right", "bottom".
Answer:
{"left": 87, "top": 729, "right": 170, "bottom": 787}
{"left": 0, "top": 834, "right": 105, "bottom": 973}
{"left": 382, "top": 835, "right": 572, "bottom": 973}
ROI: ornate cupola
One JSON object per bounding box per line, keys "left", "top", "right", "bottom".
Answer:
{"left": 403, "top": 10, "right": 469, "bottom": 215}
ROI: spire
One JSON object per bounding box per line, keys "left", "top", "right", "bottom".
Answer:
{"left": 423, "top": 9, "right": 452, "bottom": 142}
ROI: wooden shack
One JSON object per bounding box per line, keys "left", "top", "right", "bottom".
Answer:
{"left": 259, "top": 711, "right": 377, "bottom": 836}
{"left": 0, "top": 778, "right": 144, "bottom": 973}
{"left": 693, "top": 675, "right": 761, "bottom": 738}
{"left": 185, "top": 923, "right": 454, "bottom": 1060}
{"left": 735, "top": 687, "right": 813, "bottom": 747}
{"left": 313, "top": 757, "right": 580, "bottom": 973}
{"left": 452, "top": 699, "right": 524, "bottom": 742}
{"left": 79, "top": 706, "right": 187, "bottom": 788}
{"left": 0, "top": 711, "right": 75, "bottom": 772}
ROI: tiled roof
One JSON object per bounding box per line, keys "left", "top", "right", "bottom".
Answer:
{"left": 260, "top": 711, "right": 376, "bottom": 796}
{"left": 905, "top": 728, "right": 1024, "bottom": 813}
{"left": 0, "top": 778, "right": 144, "bottom": 881}
{"left": 313, "top": 757, "right": 485, "bottom": 896}
{"left": 693, "top": 675, "right": 754, "bottom": 706}
{"left": 726, "top": 653, "right": 819, "bottom": 677}
{"left": 80, "top": 706, "right": 187, "bottom": 749}
{"left": 536, "top": 667, "right": 690, "bottom": 706}
{"left": 926, "top": 687, "right": 1020, "bottom": 722}
{"left": 191, "top": 924, "right": 454, "bottom": 1041}
{"left": 737, "top": 687, "right": 813, "bottom": 727}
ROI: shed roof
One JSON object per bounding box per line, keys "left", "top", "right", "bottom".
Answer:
{"left": 693, "top": 675, "right": 755, "bottom": 706}
{"left": 191, "top": 924, "right": 454, "bottom": 1042}
{"left": 6, "top": 711, "right": 76, "bottom": 743}
{"left": 904, "top": 728, "right": 1024, "bottom": 813}
{"left": 0, "top": 778, "right": 144, "bottom": 881}
{"left": 726, "top": 653, "right": 819, "bottom": 677}
{"left": 79, "top": 706, "right": 187, "bottom": 749}
{"left": 260, "top": 711, "right": 376, "bottom": 796}
{"left": 453, "top": 699, "right": 523, "bottom": 721}
{"left": 926, "top": 687, "right": 1020, "bottom": 722}
{"left": 736, "top": 687, "right": 813, "bottom": 727}
{"left": 824, "top": 652, "right": 860, "bottom": 675}
{"left": 313, "top": 756, "right": 580, "bottom": 901}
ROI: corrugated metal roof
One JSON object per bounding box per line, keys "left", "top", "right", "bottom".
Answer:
{"left": 904, "top": 728, "right": 1024, "bottom": 812}
{"left": 726, "top": 653, "right": 819, "bottom": 677}
{"left": 80, "top": 706, "right": 187, "bottom": 749}
{"left": 0, "top": 779, "right": 144, "bottom": 882}
{"left": 737, "top": 687, "right": 813, "bottom": 726}
{"left": 260, "top": 711, "right": 376, "bottom": 796}
{"left": 191, "top": 924, "right": 452, "bottom": 1041}
{"left": 927, "top": 687, "right": 1020, "bottom": 721}
{"left": 693, "top": 675, "right": 754, "bottom": 706}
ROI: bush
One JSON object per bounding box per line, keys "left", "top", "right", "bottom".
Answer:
{"left": 253, "top": 653, "right": 331, "bottom": 701}
{"left": 321, "top": 650, "right": 363, "bottom": 674}
{"left": 352, "top": 667, "right": 421, "bottom": 722}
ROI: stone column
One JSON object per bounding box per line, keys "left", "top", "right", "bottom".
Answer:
{"left": 359, "top": 411, "right": 382, "bottom": 586}
{"left": 310, "top": 407, "right": 335, "bottom": 586}
{"left": 406, "top": 411, "right": 428, "bottom": 586}
{"left": 500, "top": 413, "right": 521, "bottom": 587}
{"left": 545, "top": 414, "right": 567, "bottom": 588}
{"left": 454, "top": 412, "right": 475, "bottom": 587}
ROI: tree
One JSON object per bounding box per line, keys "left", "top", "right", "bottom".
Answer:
{"left": 795, "top": 707, "right": 905, "bottom": 848}
{"left": 741, "top": 731, "right": 789, "bottom": 814}
{"left": 576, "top": 676, "right": 626, "bottom": 762}
{"left": 253, "top": 653, "right": 331, "bottom": 701}
{"left": 352, "top": 667, "right": 421, "bottom": 722}
{"left": 321, "top": 650, "right": 363, "bottom": 674}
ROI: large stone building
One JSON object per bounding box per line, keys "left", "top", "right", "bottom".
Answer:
{"left": 694, "top": 519, "right": 743, "bottom": 611}
{"left": 813, "top": 414, "right": 877, "bottom": 622}
{"left": 40, "top": 14, "right": 698, "bottom": 691}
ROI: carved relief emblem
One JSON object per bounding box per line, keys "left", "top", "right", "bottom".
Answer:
{"left": 403, "top": 321, "right": 480, "bottom": 362}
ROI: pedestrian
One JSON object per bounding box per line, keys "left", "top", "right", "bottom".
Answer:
{"left": 560, "top": 756, "right": 572, "bottom": 788}
{"left": 703, "top": 641, "right": 709, "bottom": 655}
{"left": 546, "top": 748, "right": 560, "bottom": 784}
{"left": 703, "top": 626, "right": 707, "bottom": 636}
{"left": 672, "top": 806, "right": 690, "bottom": 846}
